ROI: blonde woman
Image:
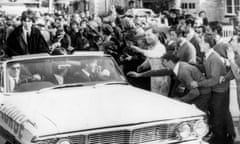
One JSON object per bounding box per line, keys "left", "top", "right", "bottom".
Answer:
{"left": 130, "top": 28, "right": 169, "bottom": 96}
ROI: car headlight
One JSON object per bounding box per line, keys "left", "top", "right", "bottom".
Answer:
{"left": 193, "top": 119, "right": 209, "bottom": 138}
{"left": 175, "top": 122, "right": 192, "bottom": 140}
{"left": 56, "top": 139, "right": 72, "bottom": 144}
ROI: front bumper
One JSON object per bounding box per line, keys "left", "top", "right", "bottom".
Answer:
{"left": 179, "top": 140, "right": 209, "bottom": 144}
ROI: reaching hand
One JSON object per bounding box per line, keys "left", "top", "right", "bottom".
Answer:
{"left": 127, "top": 71, "right": 141, "bottom": 78}
{"left": 32, "top": 74, "right": 41, "bottom": 81}
{"left": 219, "top": 76, "right": 225, "bottom": 84}
{"left": 190, "top": 81, "right": 198, "bottom": 88}
{"left": 130, "top": 45, "right": 139, "bottom": 52}
{"left": 227, "top": 48, "right": 235, "bottom": 61}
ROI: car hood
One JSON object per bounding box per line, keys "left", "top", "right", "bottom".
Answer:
{"left": 2, "top": 85, "right": 204, "bottom": 137}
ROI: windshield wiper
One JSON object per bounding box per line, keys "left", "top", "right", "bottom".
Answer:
{"left": 38, "top": 83, "right": 87, "bottom": 92}
{"left": 95, "top": 81, "right": 129, "bottom": 86}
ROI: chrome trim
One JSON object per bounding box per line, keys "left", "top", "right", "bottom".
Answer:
{"left": 32, "top": 116, "right": 205, "bottom": 142}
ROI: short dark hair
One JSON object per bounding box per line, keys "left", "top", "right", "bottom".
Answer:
{"left": 203, "top": 33, "right": 216, "bottom": 48}
{"left": 185, "top": 18, "right": 195, "bottom": 27}
{"left": 176, "top": 25, "right": 189, "bottom": 37}
{"left": 209, "top": 21, "right": 223, "bottom": 36}
{"left": 21, "top": 10, "right": 35, "bottom": 22}
{"left": 162, "top": 53, "right": 180, "bottom": 63}
{"left": 199, "top": 10, "right": 206, "bottom": 16}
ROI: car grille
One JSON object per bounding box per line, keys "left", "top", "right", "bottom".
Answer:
{"left": 131, "top": 123, "right": 178, "bottom": 143}
{"left": 88, "top": 130, "right": 131, "bottom": 144}
{"left": 67, "top": 123, "right": 179, "bottom": 144}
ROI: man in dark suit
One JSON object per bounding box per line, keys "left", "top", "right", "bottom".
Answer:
{"left": 174, "top": 26, "right": 197, "bottom": 64}
{"left": 6, "top": 10, "right": 49, "bottom": 57}
{"left": 161, "top": 53, "right": 211, "bottom": 112}
{"left": 191, "top": 33, "right": 235, "bottom": 144}
{"left": 127, "top": 53, "right": 211, "bottom": 112}
{"left": 7, "top": 63, "right": 41, "bottom": 92}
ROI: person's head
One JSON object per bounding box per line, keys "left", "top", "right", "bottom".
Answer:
{"left": 168, "top": 27, "right": 178, "bottom": 41}
{"left": 80, "top": 11, "right": 86, "bottom": 18}
{"left": 8, "top": 63, "right": 21, "bottom": 78}
{"left": 200, "top": 33, "right": 216, "bottom": 53}
{"left": 144, "top": 28, "right": 159, "bottom": 45}
{"left": 53, "top": 64, "right": 69, "bottom": 76}
{"left": 70, "top": 21, "right": 79, "bottom": 32}
{"left": 229, "top": 35, "right": 240, "bottom": 52}
{"left": 21, "top": 10, "right": 35, "bottom": 31}
{"left": 128, "top": 1, "right": 135, "bottom": 8}
{"left": 80, "top": 20, "right": 87, "bottom": 29}
{"left": 199, "top": 11, "right": 206, "bottom": 18}
{"left": 169, "top": 10, "right": 177, "bottom": 18}
{"left": 195, "top": 25, "right": 206, "bottom": 36}
{"left": 161, "top": 53, "right": 180, "bottom": 69}
{"left": 56, "top": 25, "right": 65, "bottom": 37}
{"left": 209, "top": 21, "right": 223, "bottom": 39}
{"left": 102, "top": 24, "right": 113, "bottom": 36}
{"left": 185, "top": 17, "right": 195, "bottom": 28}
{"left": 178, "top": 16, "right": 186, "bottom": 27}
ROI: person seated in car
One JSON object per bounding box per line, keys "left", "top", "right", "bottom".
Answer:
{"left": 48, "top": 64, "right": 69, "bottom": 85}
{"left": 82, "top": 60, "right": 111, "bottom": 81}
{"left": 7, "top": 63, "right": 41, "bottom": 92}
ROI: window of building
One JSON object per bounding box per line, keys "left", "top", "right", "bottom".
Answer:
{"left": 182, "top": 2, "right": 195, "bottom": 9}
{"left": 235, "top": 0, "right": 240, "bottom": 12}
{"left": 189, "top": 3, "right": 195, "bottom": 9}
{"left": 226, "top": 0, "right": 240, "bottom": 15}
{"left": 181, "top": 3, "right": 188, "bottom": 9}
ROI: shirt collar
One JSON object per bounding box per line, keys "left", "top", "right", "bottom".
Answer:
{"left": 205, "top": 48, "right": 215, "bottom": 59}
{"left": 179, "top": 38, "right": 186, "bottom": 47}
{"left": 173, "top": 62, "right": 180, "bottom": 76}
{"left": 22, "top": 27, "right": 31, "bottom": 35}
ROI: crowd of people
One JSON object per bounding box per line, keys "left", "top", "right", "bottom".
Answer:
{"left": 0, "top": 6, "right": 238, "bottom": 144}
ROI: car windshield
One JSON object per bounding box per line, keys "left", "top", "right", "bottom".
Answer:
{"left": 6, "top": 56, "right": 126, "bottom": 92}
{"left": 136, "top": 10, "right": 152, "bottom": 17}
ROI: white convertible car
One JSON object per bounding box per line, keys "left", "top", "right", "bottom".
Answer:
{"left": 0, "top": 53, "right": 209, "bottom": 144}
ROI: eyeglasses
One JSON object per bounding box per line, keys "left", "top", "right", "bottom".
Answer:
{"left": 11, "top": 66, "right": 20, "bottom": 70}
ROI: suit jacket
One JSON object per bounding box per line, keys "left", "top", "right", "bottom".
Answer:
{"left": 175, "top": 40, "right": 197, "bottom": 63}
{"left": 6, "top": 25, "right": 49, "bottom": 57}
{"left": 177, "top": 62, "right": 210, "bottom": 102}
{"left": 213, "top": 41, "right": 229, "bottom": 58}
{"left": 198, "top": 51, "right": 229, "bottom": 93}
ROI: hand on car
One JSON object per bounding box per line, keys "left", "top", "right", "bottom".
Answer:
{"left": 32, "top": 74, "right": 41, "bottom": 81}
{"left": 219, "top": 76, "right": 225, "bottom": 84}
{"left": 190, "top": 81, "right": 198, "bottom": 88}
{"left": 127, "top": 71, "right": 141, "bottom": 78}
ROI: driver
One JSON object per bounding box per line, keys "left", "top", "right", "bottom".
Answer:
{"left": 7, "top": 63, "right": 21, "bottom": 91}
{"left": 7, "top": 63, "right": 41, "bottom": 92}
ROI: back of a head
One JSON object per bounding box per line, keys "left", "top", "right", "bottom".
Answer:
{"left": 209, "top": 21, "right": 222, "bottom": 36}
{"left": 162, "top": 53, "right": 180, "bottom": 63}
{"left": 203, "top": 33, "right": 216, "bottom": 48}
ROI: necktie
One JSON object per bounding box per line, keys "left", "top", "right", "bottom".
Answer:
{"left": 27, "top": 32, "right": 31, "bottom": 50}
{"left": 12, "top": 78, "right": 17, "bottom": 91}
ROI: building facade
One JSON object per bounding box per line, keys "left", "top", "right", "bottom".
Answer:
{"left": 0, "top": 0, "right": 41, "bottom": 15}
{"left": 142, "top": 0, "right": 239, "bottom": 22}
